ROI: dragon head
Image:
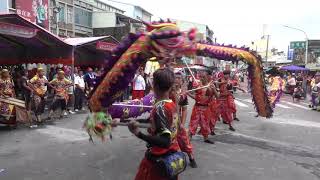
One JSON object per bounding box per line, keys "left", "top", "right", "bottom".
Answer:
{"left": 144, "top": 20, "right": 197, "bottom": 64}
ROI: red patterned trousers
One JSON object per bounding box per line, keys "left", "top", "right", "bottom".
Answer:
{"left": 208, "top": 100, "right": 219, "bottom": 131}
{"left": 218, "top": 95, "right": 236, "bottom": 124}
{"left": 189, "top": 105, "right": 210, "bottom": 138}
{"left": 177, "top": 126, "right": 193, "bottom": 155}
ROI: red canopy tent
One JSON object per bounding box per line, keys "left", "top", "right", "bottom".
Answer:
{"left": 0, "top": 14, "right": 119, "bottom": 68}
{"left": 0, "top": 14, "right": 73, "bottom": 65}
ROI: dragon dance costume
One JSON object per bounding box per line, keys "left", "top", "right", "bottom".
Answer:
{"left": 135, "top": 100, "right": 181, "bottom": 180}
{"left": 49, "top": 75, "right": 72, "bottom": 116}
{"left": 85, "top": 20, "right": 275, "bottom": 180}
{"left": 0, "top": 74, "right": 16, "bottom": 125}
{"left": 217, "top": 71, "right": 236, "bottom": 130}
{"left": 208, "top": 97, "right": 219, "bottom": 133}
{"left": 170, "top": 82, "right": 197, "bottom": 167}
{"left": 268, "top": 76, "right": 285, "bottom": 108}
{"left": 29, "top": 73, "right": 48, "bottom": 117}
{"left": 189, "top": 85, "right": 213, "bottom": 138}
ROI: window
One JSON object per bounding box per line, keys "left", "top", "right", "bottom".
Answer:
{"left": 49, "top": 2, "right": 53, "bottom": 17}
{"left": 9, "top": 0, "right": 16, "bottom": 9}
{"left": 74, "top": 7, "right": 92, "bottom": 27}
{"left": 58, "top": 3, "right": 65, "bottom": 23}
{"left": 67, "top": 6, "right": 73, "bottom": 24}
{"left": 67, "top": 31, "right": 73, "bottom": 37}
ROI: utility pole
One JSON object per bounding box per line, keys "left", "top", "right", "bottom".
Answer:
{"left": 261, "top": 35, "right": 270, "bottom": 62}
{"left": 265, "top": 35, "right": 270, "bottom": 62}
{"left": 262, "top": 24, "right": 270, "bottom": 63}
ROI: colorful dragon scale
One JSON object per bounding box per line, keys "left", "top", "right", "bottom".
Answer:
{"left": 89, "top": 20, "right": 273, "bottom": 118}
{"left": 196, "top": 43, "right": 273, "bottom": 117}
{"left": 89, "top": 21, "right": 196, "bottom": 112}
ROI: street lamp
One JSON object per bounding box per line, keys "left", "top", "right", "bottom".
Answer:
{"left": 283, "top": 25, "right": 309, "bottom": 65}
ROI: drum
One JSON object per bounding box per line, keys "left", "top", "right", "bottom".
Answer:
{"left": 0, "top": 97, "right": 28, "bottom": 126}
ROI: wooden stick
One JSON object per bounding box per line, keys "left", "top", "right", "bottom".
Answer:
{"left": 185, "top": 81, "right": 214, "bottom": 93}
{"left": 115, "top": 122, "right": 151, "bottom": 128}
{"left": 182, "top": 58, "right": 197, "bottom": 82}
{"left": 111, "top": 104, "right": 153, "bottom": 108}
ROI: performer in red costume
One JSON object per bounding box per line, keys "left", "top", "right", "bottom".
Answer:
{"left": 171, "top": 72, "right": 197, "bottom": 168}
{"left": 129, "top": 68, "right": 183, "bottom": 180}
{"left": 188, "top": 72, "right": 217, "bottom": 144}
{"left": 208, "top": 96, "right": 219, "bottom": 135}
{"left": 217, "top": 70, "right": 244, "bottom": 131}
{"left": 205, "top": 72, "right": 219, "bottom": 135}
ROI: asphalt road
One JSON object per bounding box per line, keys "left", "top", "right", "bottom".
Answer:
{"left": 1, "top": 92, "right": 320, "bottom": 180}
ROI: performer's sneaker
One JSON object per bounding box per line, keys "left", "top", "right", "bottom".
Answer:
{"left": 204, "top": 139, "right": 214, "bottom": 144}
{"left": 189, "top": 159, "right": 198, "bottom": 168}
{"left": 229, "top": 126, "right": 236, "bottom": 131}
{"left": 68, "top": 110, "right": 75, "bottom": 114}
{"left": 197, "top": 129, "right": 202, "bottom": 135}
{"left": 29, "top": 125, "right": 38, "bottom": 128}
{"left": 234, "top": 117, "right": 240, "bottom": 121}
{"left": 223, "top": 121, "right": 228, "bottom": 124}
{"left": 211, "top": 131, "right": 216, "bottom": 136}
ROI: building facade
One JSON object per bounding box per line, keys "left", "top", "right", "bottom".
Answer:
{"left": 1, "top": 0, "right": 152, "bottom": 41}
{"left": 289, "top": 40, "right": 320, "bottom": 70}
{"left": 175, "top": 19, "right": 217, "bottom": 67}
{"left": 2, "top": 0, "right": 50, "bottom": 29}
{"left": 48, "top": 0, "right": 125, "bottom": 37}
{"left": 92, "top": 3, "right": 152, "bottom": 41}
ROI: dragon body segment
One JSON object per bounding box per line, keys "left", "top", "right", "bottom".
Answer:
{"left": 89, "top": 21, "right": 274, "bottom": 118}
{"left": 90, "top": 35, "right": 153, "bottom": 112}
{"left": 196, "top": 43, "right": 273, "bottom": 117}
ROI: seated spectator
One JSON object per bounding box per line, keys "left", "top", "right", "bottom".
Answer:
{"left": 293, "top": 85, "right": 304, "bottom": 102}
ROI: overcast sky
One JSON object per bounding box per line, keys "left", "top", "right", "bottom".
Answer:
{"left": 103, "top": 0, "right": 320, "bottom": 52}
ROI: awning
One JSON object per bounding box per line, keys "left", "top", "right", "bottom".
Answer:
{"left": 0, "top": 14, "right": 73, "bottom": 65}
{"left": 63, "top": 36, "right": 119, "bottom": 66}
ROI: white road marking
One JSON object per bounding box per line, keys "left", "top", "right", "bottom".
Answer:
{"left": 36, "top": 126, "right": 88, "bottom": 142}
{"left": 234, "top": 100, "right": 249, "bottom": 107}
{"left": 235, "top": 98, "right": 253, "bottom": 104}
{"left": 301, "top": 102, "right": 310, "bottom": 106}
{"left": 269, "top": 117, "right": 320, "bottom": 129}
{"left": 275, "top": 104, "right": 292, "bottom": 109}
{"left": 283, "top": 101, "right": 310, "bottom": 110}
{"left": 243, "top": 99, "right": 253, "bottom": 103}
{"left": 198, "top": 148, "right": 230, "bottom": 158}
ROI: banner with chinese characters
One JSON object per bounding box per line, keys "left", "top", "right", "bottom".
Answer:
{"left": 0, "top": 22, "right": 38, "bottom": 38}
{"left": 96, "top": 41, "right": 117, "bottom": 51}
{"left": 15, "top": 0, "right": 49, "bottom": 29}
